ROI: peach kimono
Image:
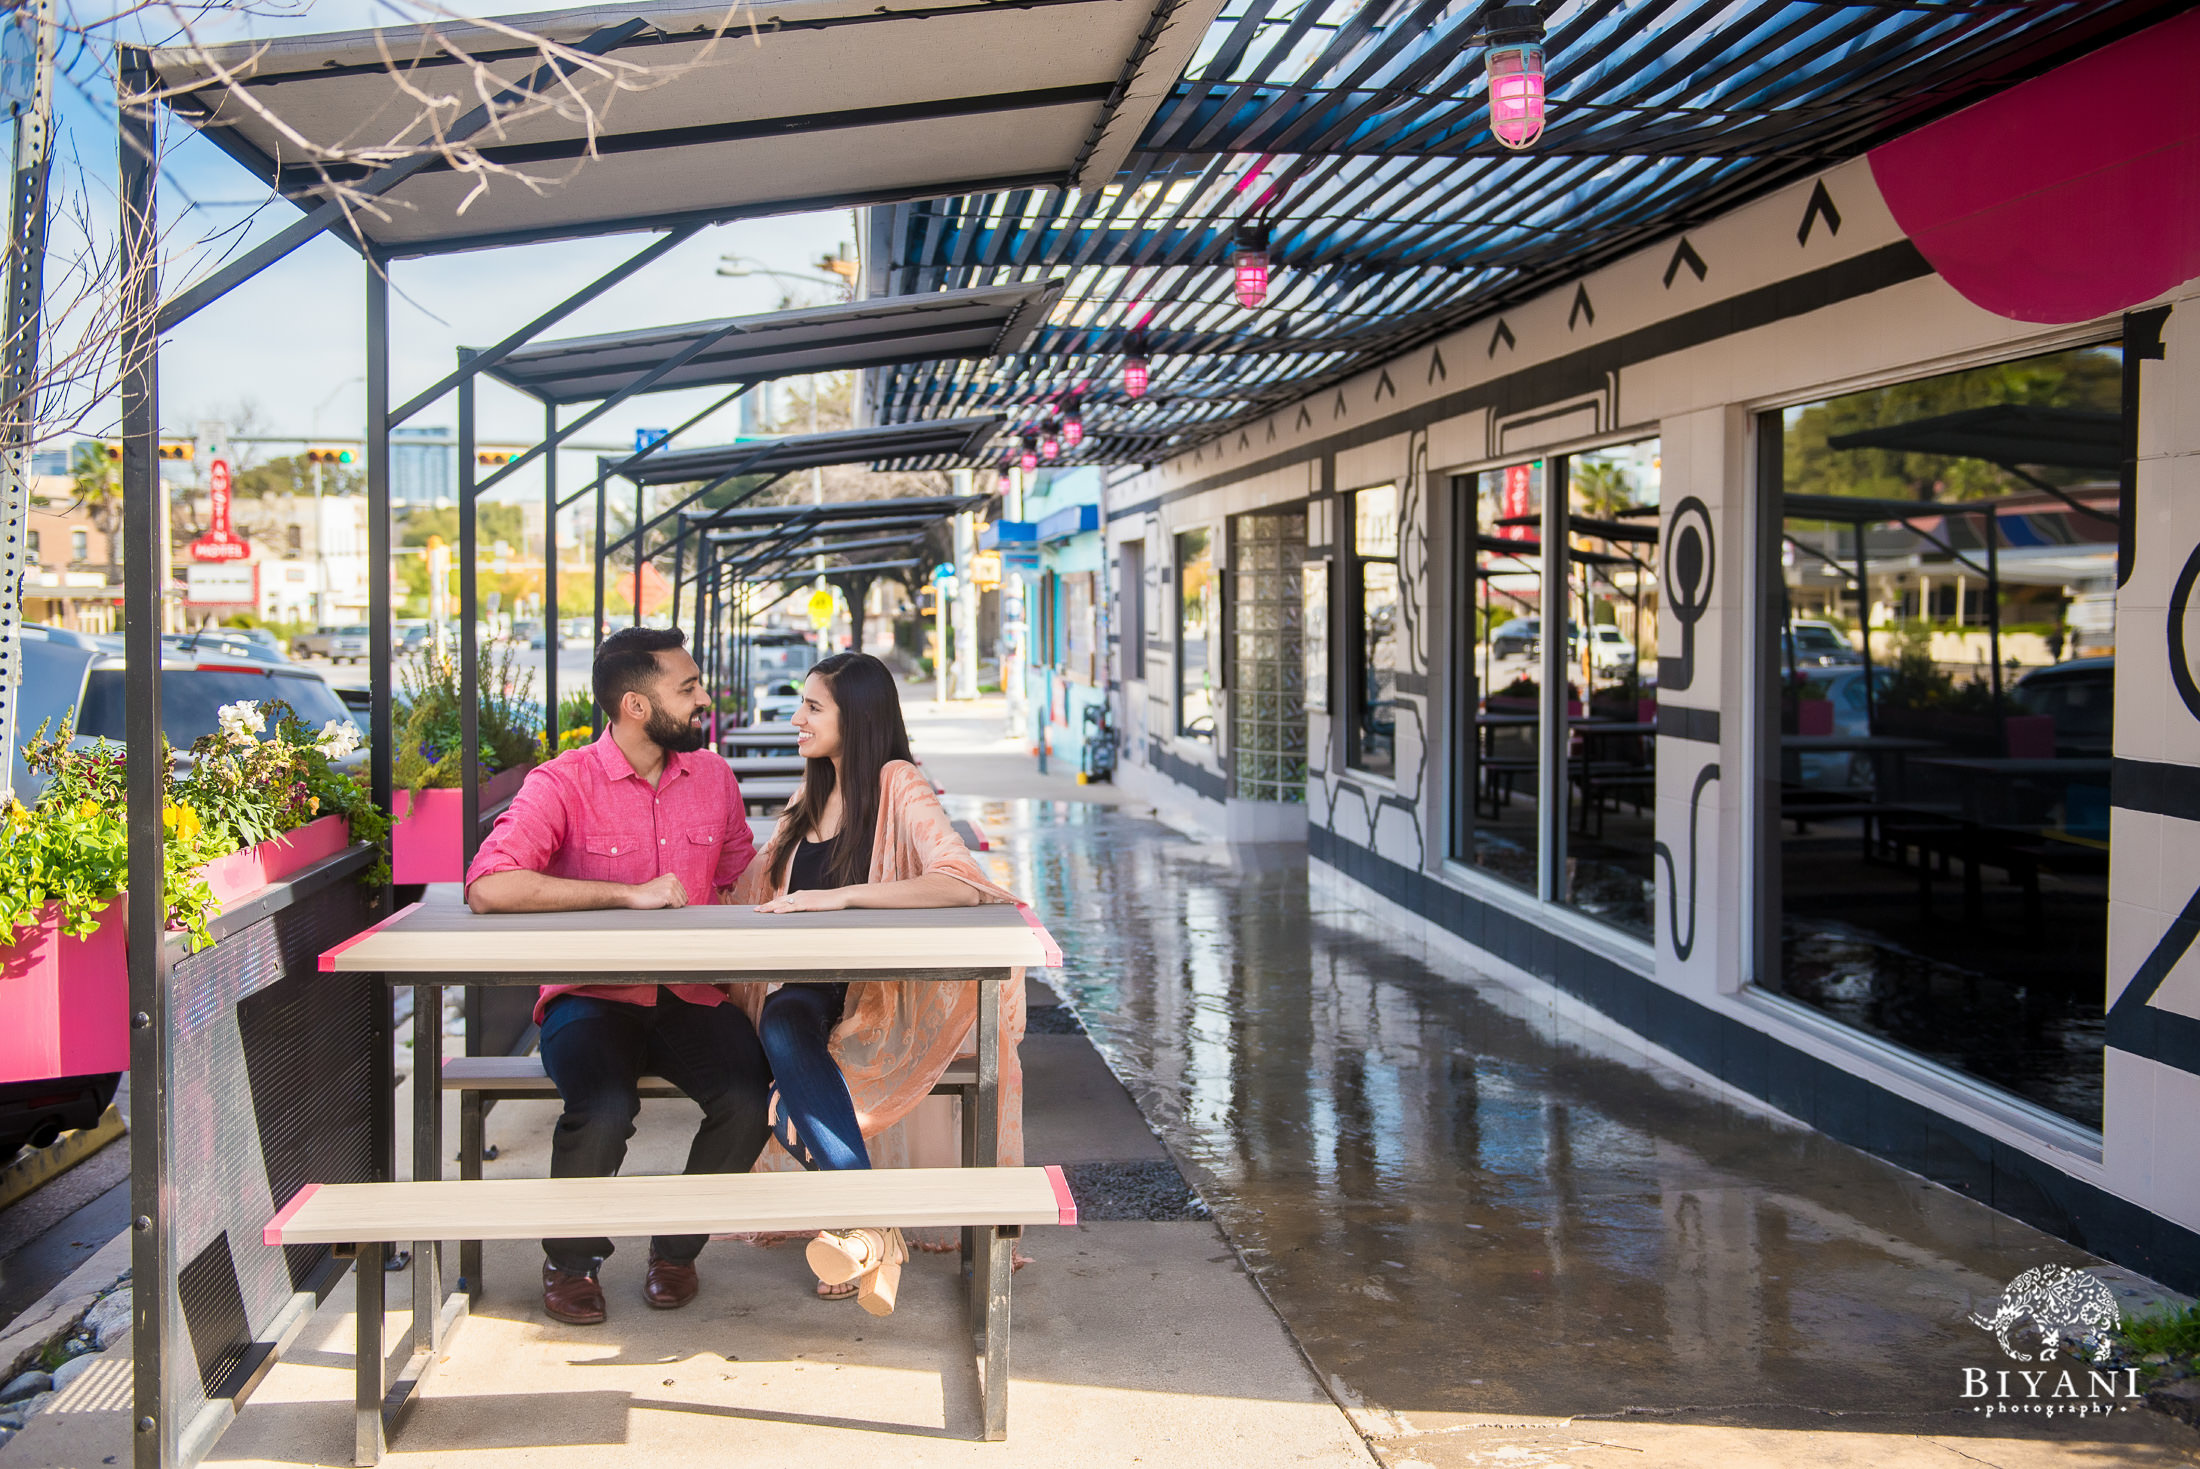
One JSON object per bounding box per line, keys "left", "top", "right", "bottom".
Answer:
{"left": 729, "top": 759, "right": 1027, "bottom": 1172}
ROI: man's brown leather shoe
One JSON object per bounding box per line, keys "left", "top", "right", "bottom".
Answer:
{"left": 643, "top": 1256, "right": 700, "bottom": 1310}
{"left": 542, "top": 1264, "right": 606, "bottom": 1325}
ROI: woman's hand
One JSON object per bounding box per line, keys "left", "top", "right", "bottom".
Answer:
{"left": 755, "top": 888, "right": 852, "bottom": 914}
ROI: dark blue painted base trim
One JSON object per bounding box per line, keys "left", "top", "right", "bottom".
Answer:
{"left": 1309, "top": 824, "right": 2200, "bottom": 1295}
{"left": 1147, "top": 740, "right": 1229, "bottom": 803}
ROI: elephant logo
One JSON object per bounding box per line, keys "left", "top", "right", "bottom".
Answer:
{"left": 1967, "top": 1265, "right": 2119, "bottom": 1362}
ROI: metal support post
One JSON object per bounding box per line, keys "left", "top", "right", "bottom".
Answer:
{"left": 0, "top": 0, "right": 55, "bottom": 797}
{"left": 592, "top": 456, "right": 609, "bottom": 728}
{"left": 366, "top": 265, "right": 394, "bottom": 816}
{"left": 458, "top": 353, "right": 480, "bottom": 868}
{"left": 633, "top": 476, "right": 645, "bottom": 626}
{"left": 1537, "top": 458, "right": 1567, "bottom": 903}
{"left": 543, "top": 400, "right": 559, "bottom": 749}
{"left": 118, "top": 48, "right": 167, "bottom": 1469}
{"left": 670, "top": 522, "right": 686, "bottom": 630}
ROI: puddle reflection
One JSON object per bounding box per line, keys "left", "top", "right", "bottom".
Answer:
{"left": 958, "top": 798, "right": 2101, "bottom": 1419}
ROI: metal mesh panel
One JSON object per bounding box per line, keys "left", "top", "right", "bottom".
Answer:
{"left": 163, "top": 875, "right": 379, "bottom": 1443}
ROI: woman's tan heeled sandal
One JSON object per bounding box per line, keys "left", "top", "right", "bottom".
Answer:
{"left": 805, "top": 1227, "right": 904, "bottom": 1289}
{"left": 855, "top": 1228, "right": 909, "bottom": 1317}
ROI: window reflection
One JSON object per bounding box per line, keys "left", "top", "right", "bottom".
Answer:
{"left": 1178, "top": 527, "right": 1216, "bottom": 740}
{"left": 1455, "top": 463, "right": 1543, "bottom": 891}
{"left": 1560, "top": 442, "right": 1660, "bottom": 938}
{"left": 1352, "top": 485, "right": 1399, "bottom": 776}
{"left": 1760, "top": 342, "right": 2121, "bottom": 1128}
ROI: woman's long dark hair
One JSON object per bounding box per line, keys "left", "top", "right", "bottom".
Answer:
{"left": 769, "top": 652, "right": 916, "bottom": 890}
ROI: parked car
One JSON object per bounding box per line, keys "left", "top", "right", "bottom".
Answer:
{"left": 395, "top": 620, "right": 432, "bottom": 653}
{"left": 1782, "top": 619, "right": 1863, "bottom": 670}
{"left": 512, "top": 618, "right": 547, "bottom": 650}
{"left": 11, "top": 625, "right": 362, "bottom": 805}
{"left": 291, "top": 626, "right": 340, "bottom": 658}
{"left": 1589, "top": 625, "right": 1637, "bottom": 673}
{"left": 1791, "top": 666, "right": 1894, "bottom": 789}
{"left": 1489, "top": 615, "right": 1542, "bottom": 662}
{"left": 558, "top": 618, "right": 593, "bottom": 649}
{"left": 324, "top": 624, "right": 372, "bottom": 663}
{"left": 166, "top": 629, "right": 291, "bottom": 664}
{"left": 2011, "top": 657, "right": 2114, "bottom": 759}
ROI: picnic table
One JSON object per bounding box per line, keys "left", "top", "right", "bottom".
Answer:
{"left": 299, "top": 897, "right": 1063, "bottom": 1460}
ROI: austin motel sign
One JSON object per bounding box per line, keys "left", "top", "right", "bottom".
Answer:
{"left": 188, "top": 457, "right": 250, "bottom": 562}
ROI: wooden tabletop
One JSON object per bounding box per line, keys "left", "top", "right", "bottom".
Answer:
{"left": 321, "top": 892, "right": 1060, "bottom": 975}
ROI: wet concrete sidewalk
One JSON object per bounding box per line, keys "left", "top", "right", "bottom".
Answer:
{"left": 966, "top": 797, "right": 2200, "bottom": 1468}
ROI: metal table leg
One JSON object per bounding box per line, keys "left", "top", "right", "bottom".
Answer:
{"left": 354, "top": 1246, "right": 385, "bottom": 1467}
{"left": 411, "top": 983, "right": 444, "bottom": 1354}
{"left": 970, "top": 972, "right": 1008, "bottom": 1438}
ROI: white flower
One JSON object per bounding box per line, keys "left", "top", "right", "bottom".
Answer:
{"left": 217, "top": 700, "right": 266, "bottom": 746}
{"left": 315, "top": 719, "right": 362, "bottom": 759}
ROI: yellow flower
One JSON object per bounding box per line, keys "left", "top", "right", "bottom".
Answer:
{"left": 77, "top": 800, "right": 100, "bottom": 820}
{"left": 4, "top": 801, "right": 28, "bottom": 832}
{"left": 162, "top": 804, "right": 202, "bottom": 843}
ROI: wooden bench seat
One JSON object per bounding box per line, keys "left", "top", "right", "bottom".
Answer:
{"left": 265, "top": 1166, "right": 1077, "bottom": 1461}
{"left": 443, "top": 1054, "right": 982, "bottom": 1298}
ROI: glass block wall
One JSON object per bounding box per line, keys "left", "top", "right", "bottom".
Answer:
{"left": 1231, "top": 509, "right": 1309, "bottom": 801}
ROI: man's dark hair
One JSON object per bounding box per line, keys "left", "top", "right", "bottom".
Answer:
{"left": 593, "top": 626, "right": 688, "bottom": 719}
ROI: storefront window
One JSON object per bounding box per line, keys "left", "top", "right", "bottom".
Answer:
{"left": 1453, "top": 463, "right": 1543, "bottom": 891}
{"left": 1560, "top": 441, "right": 1660, "bottom": 938}
{"left": 1757, "top": 342, "right": 2122, "bottom": 1128}
{"left": 1350, "top": 485, "right": 1399, "bottom": 775}
{"left": 1177, "top": 527, "right": 1216, "bottom": 739}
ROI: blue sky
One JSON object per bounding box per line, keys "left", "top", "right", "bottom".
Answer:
{"left": 48, "top": 0, "right": 858, "bottom": 501}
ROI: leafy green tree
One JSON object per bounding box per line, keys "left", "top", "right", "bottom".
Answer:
{"left": 1785, "top": 346, "right": 2121, "bottom": 504}
{"left": 69, "top": 442, "right": 123, "bottom": 585}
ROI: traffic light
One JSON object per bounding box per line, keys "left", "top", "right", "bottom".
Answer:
{"left": 101, "top": 443, "right": 120, "bottom": 461}
{"left": 158, "top": 442, "right": 193, "bottom": 461}
{"left": 477, "top": 450, "right": 518, "bottom": 467}
{"left": 305, "top": 447, "right": 355, "bottom": 465}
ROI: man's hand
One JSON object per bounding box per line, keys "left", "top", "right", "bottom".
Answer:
{"left": 626, "top": 873, "right": 690, "bottom": 910}
{"left": 755, "top": 888, "right": 850, "bottom": 914}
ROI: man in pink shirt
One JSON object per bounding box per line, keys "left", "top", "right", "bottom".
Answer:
{"left": 465, "top": 627, "right": 768, "bottom": 1327}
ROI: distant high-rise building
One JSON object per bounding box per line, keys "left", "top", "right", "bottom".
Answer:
{"left": 391, "top": 426, "right": 453, "bottom": 505}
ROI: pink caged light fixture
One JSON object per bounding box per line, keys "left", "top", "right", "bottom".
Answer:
{"left": 1062, "top": 395, "right": 1084, "bottom": 449}
{"left": 1019, "top": 437, "right": 1038, "bottom": 472}
{"left": 1122, "top": 331, "right": 1151, "bottom": 398}
{"left": 1233, "top": 222, "right": 1271, "bottom": 308}
{"left": 1040, "top": 420, "right": 1061, "bottom": 461}
{"left": 1480, "top": 7, "right": 1548, "bottom": 151}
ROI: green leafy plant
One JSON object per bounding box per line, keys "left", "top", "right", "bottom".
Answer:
{"left": 393, "top": 642, "right": 540, "bottom": 795}
{"left": 0, "top": 702, "right": 390, "bottom": 956}
{"left": 2120, "top": 1303, "right": 2200, "bottom": 1366}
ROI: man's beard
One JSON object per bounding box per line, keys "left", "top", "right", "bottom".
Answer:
{"left": 643, "top": 697, "right": 708, "bottom": 754}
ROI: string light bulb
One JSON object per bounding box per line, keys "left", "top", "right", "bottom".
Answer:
{"left": 1063, "top": 396, "right": 1084, "bottom": 449}
{"left": 1019, "top": 438, "right": 1038, "bottom": 472}
{"left": 1123, "top": 332, "right": 1150, "bottom": 398}
{"left": 1480, "top": 7, "right": 1548, "bottom": 151}
{"left": 1040, "top": 420, "right": 1061, "bottom": 461}
{"left": 1233, "top": 222, "right": 1271, "bottom": 309}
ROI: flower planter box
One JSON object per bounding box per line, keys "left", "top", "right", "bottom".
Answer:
{"left": 0, "top": 814, "right": 354, "bottom": 1085}
{"left": 0, "top": 902, "right": 127, "bottom": 1085}
{"left": 392, "top": 766, "right": 530, "bottom": 884}
{"left": 200, "top": 813, "right": 353, "bottom": 906}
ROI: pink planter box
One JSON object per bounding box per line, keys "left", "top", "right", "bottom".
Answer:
{"left": 392, "top": 766, "right": 530, "bottom": 884}
{"left": 0, "top": 901, "right": 128, "bottom": 1085}
{"left": 0, "top": 814, "right": 355, "bottom": 1085}
{"left": 200, "top": 814, "right": 353, "bottom": 906}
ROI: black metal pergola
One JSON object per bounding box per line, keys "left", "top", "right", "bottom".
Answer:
{"left": 114, "top": 0, "right": 1205, "bottom": 1459}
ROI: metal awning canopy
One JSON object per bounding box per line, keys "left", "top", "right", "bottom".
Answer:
{"left": 147, "top": 0, "right": 1227, "bottom": 257}
{"left": 1784, "top": 493, "right": 2025, "bottom": 523}
{"left": 1825, "top": 405, "right": 2125, "bottom": 472}
{"left": 686, "top": 492, "right": 986, "bottom": 532}
{"left": 629, "top": 421, "right": 998, "bottom": 486}
{"left": 487, "top": 282, "right": 1062, "bottom": 404}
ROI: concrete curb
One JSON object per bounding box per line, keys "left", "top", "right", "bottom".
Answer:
{"left": 0, "top": 1229, "right": 131, "bottom": 1384}
{"left": 0, "top": 1108, "right": 126, "bottom": 1213}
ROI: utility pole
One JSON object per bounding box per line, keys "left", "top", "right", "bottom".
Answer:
{"left": 952, "top": 471, "right": 978, "bottom": 700}
{"left": 1003, "top": 466, "right": 1027, "bottom": 741}
{"left": 0, "top": 0, "right": 56, "bottom": 799}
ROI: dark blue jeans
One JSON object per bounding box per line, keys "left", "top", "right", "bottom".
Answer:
{"left": 537, "top": 989, "right": 771, "bottom": 1273}
{"left": 758, "top": 984, "right": 870, "bottom": 1172}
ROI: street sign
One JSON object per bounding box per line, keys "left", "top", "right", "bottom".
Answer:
{"left": 0, "top": 11, "right": 33, "bottom": 116}
{"left": 806, "top": 586, "right": 836, "bottom": 629}
{"left": 635, "top": 428, "right": 670, "bottom": 455}
{"left": 931, "top": 562, "right": 955, "bottom": 583}
{"left": 184, "top": 562, "right": 257, "bottom": 607}
{"left": 189, "top": 456, "right": 249, "bottom": 562}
